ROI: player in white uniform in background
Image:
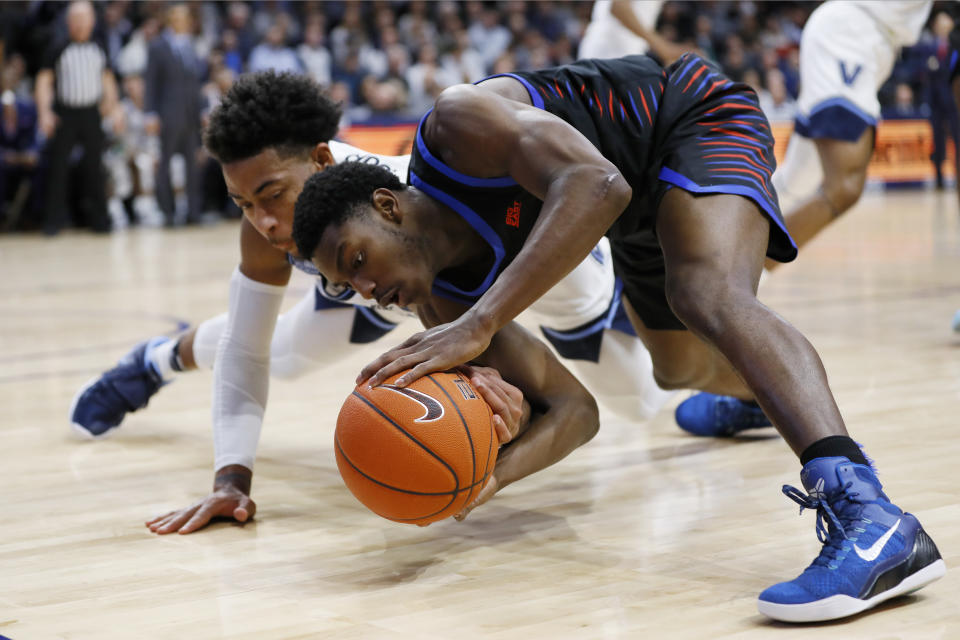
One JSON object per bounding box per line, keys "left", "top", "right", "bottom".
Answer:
{"left": 69, "top": 71, "right": 671, "bottom": 534}
{"left": 676, "top": 0, "right": 935, "bottom": 436}
{"left": 578, "top": 1, "right": 689, "bottom": 66}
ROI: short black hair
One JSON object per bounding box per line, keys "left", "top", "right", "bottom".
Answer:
{"left": 293, "top": 162, "right": 405, "bottom": 260}
{"left": 203, "top": 71, "right": 341, "bottom": 163}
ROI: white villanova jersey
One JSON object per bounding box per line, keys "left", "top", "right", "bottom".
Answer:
{"left": 849, "top": 0, "right": 932, "bottom": 49}
{"left": 578, "top": 0, "right": 664, "bottom": 60}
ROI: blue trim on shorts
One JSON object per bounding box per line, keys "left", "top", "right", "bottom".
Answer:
{"left": 356, "top": 306, "right": 398, "bottom": 331}
{"left": 314, "top": 286, "right": 354, "bottom": 311}
{"left": 794, "top": 98, "right": 876, "bottom": 142}
{"left": 540, "top": 278, "right": 625, "bottom": 342}
{"left": 658, "top": 166, "right": 797, "bottom": 251}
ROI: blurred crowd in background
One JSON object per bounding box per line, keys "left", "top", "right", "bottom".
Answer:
{"left": 1, "top": 0, "right": 958, "bottom": 234}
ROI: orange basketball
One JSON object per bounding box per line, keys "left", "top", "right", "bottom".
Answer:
{"left": 335, "top": 370, "right": 498, "bottom": 525}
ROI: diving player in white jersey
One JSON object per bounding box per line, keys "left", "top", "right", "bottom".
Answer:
{"left": 675, "top": 0, "right": 936, "bottom": 437}
{"left": 69, "top": 71, "right": 671, "bottom": 534}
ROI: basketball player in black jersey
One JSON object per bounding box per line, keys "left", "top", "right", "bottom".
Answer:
{"left": 291, "top": 55, "right": 944, "bottom": 622}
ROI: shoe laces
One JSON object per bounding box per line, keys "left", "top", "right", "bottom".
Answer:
{"left": 782, "top": 482, "right": 865, "bottom": 569}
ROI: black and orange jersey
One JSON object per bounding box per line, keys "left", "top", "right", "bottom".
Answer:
{"left": 409, "top": 54, "right": 793, "bottom": 312}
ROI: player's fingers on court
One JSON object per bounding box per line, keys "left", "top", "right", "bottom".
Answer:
{"left": 146, "top": 511, "right": 183, "bottom": 532}
{"left": 151, "top": 507, "right": 199, "bottom": 534}
{"left": 145, "top": 511, "right": 177, "bottom": 527}
{"left": 179, "top": 499, "right": 234, "bottom": 534}
{"left": 233, "top": 496, "right": 257, "bottom": 522}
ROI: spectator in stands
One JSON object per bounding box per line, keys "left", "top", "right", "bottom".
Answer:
{"left": 919, "top": 11, "right": 960, "bottom": 188}
{"left": 694, "top": 14, "right": 719, "bottom": 62}
{"left": 882, "top": 82, "right": 927, "bottom": 120}
{"left": 758, "top": 67, "right": 797, "bottom": 123}
{"left": 398, "top": 0, "right": 437, "bottom": 54}
{"left": 199, "top": 65, "right": 238, "bottom": 220}
{"left": 219, "top": 29, "right": 244, "bottom": 76}
{"left": 468, "top": 2, "right": 510, "bottom": 72}
{"left": 116, "top": 15, "right": 160, "bottom": 77}
{"left": 252, "top": 0, "right": 300, "bottom": 44}
{"left": 441, "top": 29, "right": 485, "bottom": 84}
{"left": 333, "top": 47, "right": 369, "bottom": 106}
{"left": 248, "top": 20, "right": 301, "bottom": 74}
{"left": 3, "top": 53, "right": 33, "bottom": 100}
{"left": 35, "top": 0, "right": 116, "bottom": 235}
{"left": 721, "top": 34, "right": 752, "bottom": 82}
{"left": 330, "top": 3, "right": 369, "bottom": 65}
{"left": 145, "top": 2, "right": 203, "bottom": 226}
{"left": 102, "top": 1, "right": 132, "bottom": 69}
{"left": 298, "top": 14, "right": 332, "bottom": 86}
{"left": 406, "top": 42, "right": 455, "bottom": 116}
{"left": 104, "top": 74, "right": 162, "bottom": 229}
{"left": 0, "top": 87, "right": 42, "bottom": 230}
{"left": 224, "top": 2, "right": 256, "bottom": 61}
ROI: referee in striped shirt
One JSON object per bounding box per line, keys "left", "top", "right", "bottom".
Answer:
{"left": 35, "top": 0, "right": 117, "bottom": 235}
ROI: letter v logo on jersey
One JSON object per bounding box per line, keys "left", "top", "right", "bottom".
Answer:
{"left": 382, "top": 385, "right": 445, "bottom": 422}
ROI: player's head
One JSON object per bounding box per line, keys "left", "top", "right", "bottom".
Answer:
{"left": 204, "top": 71, "right": 342, "bottom": 252}
{"left": 293, "top": 162, "right": 435, "bottom": 307}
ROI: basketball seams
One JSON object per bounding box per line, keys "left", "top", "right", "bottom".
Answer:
{"left": 350, "top": 390, "right": 461, "bottom": 495}
{"left": 426, "top": 374, "right": 479, "bottom": 507}
{"left": 479, "top": 400, "right": 496, "bottom": 491}
{"left": 338, "top": 375, "right": 495, "bottom": 525}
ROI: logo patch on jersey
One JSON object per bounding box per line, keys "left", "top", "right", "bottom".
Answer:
{"left": 382, "top": 385, "right": 445, "bottom": 422}
{"left": 839, "top": 61, "right": 863, "bottom": 87}
{"left": 506, "top": 200, "right": 522, "bottom": 228}
{"left": 452, "top": 376, "right": 477, "bottom": 401}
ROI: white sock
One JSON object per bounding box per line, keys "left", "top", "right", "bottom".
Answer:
{"left": 145, "top": 336, "right": 180, "bottom": 382}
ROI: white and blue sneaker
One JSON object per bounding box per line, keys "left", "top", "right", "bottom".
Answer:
{"left": 758, "top": 456, "right": 946, "bottom": 622}
{"left": 69, "top": 338, "right": 169, "bottom": 439}
{"left": 674, "top": 392, "right": 773, "bottom": 436}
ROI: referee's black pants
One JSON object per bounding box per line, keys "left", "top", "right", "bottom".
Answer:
{"left": 43, "top": 104, "right": 109, "bottom": 234}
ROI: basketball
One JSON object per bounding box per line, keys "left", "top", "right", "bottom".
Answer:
{"left": 334, "top": 370, "right": 498, "bottom": 525}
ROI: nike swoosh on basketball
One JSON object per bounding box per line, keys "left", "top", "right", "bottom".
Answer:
{"left": 854, "top": 518, "right": 901, "bottom": 562}
{"left": 382, "top": 385, "right": 445, "bottom": 423}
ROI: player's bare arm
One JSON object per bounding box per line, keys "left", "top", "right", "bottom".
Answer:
{"left": 417, "top": 296, "right": 600, "bottom": 520}
{"left": 362, "top": 84, "right": 632, "bottom": 386}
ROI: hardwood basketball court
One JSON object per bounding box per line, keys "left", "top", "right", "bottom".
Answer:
{"left": 1, "top": 189, "right": 958, "bottom": 638}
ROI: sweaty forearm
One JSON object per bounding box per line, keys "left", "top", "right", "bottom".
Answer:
{"left": 473, "top": 168, "right": 630, "bottom": 333}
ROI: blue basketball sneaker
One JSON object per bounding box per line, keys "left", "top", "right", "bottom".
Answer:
{"left": 758, "top": 457, "right": 946, "bottom": 622}
{"left": 674, "top": 392, "right": 772, "bottom": 436}
{"left": 69, "top": 338, "right": 169, "bottom": 438}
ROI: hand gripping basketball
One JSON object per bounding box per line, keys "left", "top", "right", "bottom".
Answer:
{"left": 335, "top": 369, "right": 510, "bottom": 526}
{"left": 358, "top": 313, "right": 494, "bottom": 389}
